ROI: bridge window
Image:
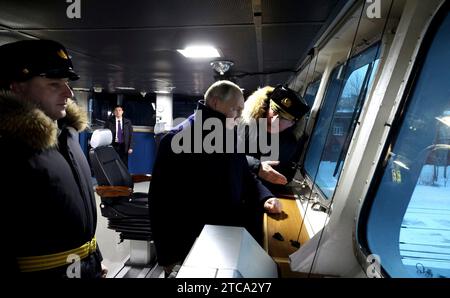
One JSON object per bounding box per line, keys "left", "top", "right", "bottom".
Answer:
{"left": 360, "top": 7, "right": 450, "bottom": 278}
{"left": 304, "top": 79, "right": 321, "bottom": 109}
{"left": 303, "top": 43, "right": 380, "bottom": 199}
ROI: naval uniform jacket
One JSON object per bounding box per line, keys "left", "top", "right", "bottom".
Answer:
{"left": 149, "top": 101, "right": 273, "bottom": 267}
{"left": 0, "top": 91, "right": 102, "bottom": 278}
{"left": 246, "top": 125, "right": 305, "bottom": 194}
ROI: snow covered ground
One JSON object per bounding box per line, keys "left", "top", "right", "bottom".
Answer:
{"left": 312, "top": 162, "right": 449, "bottom": 277}
{"left": 400, "top": 165, "right": 450, "bottom": 278}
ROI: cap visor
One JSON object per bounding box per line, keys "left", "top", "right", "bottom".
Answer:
{"left": 43, "top": 69, "right": 79, "bottom": 81}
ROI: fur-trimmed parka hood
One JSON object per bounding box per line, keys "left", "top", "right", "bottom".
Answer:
{"left": 0, "top": 91, "right": 88, "bottom": 150}
{"left": 241, "top": 86, "right": 274, "bottom": 125}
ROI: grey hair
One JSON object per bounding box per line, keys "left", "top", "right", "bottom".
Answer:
{"left": 204, "top": 80, "right": 243, "bottom": 103}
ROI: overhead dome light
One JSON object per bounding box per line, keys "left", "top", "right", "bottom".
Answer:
{"left": 210, "top": 60, "right": 234, "bottom": 75}
{"left": 177, "top": 46, "right": 221, "bottom": 58}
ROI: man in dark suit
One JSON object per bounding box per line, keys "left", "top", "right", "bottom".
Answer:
{"left": 104, "top": 105, "right": 133, "bottom": 167}
{"left": 149, "top": 80, "right": 282, "bottom": 275}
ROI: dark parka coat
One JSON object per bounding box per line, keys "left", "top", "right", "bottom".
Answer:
{"left": 149, "top": 101, "right": 273, "bottom": 267}
{"left": 0, "top": 92, "right": 102, "bottom": 278}
{"left": 242, "top": 86, "right": 306, "bottom": 192}
{"left": 245, "top": 126, "right": 306, "bottom": 196}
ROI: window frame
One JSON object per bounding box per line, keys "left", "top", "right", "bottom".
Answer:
{"left": 303, "top": 78, "right": 322, "bottom": 110}
{"left": 356, "top": 1, "right": 450, "bottom": 278}
{"left": 300, "top": 41, "right": 383, "bottom": 208}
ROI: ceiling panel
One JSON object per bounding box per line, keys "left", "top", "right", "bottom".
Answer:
{"left": 262, "top": 0, "right": 342, "bottom": 23}
{"left": 0, "top": 0, "right": 253, "bottom": 29}
{"left": 262, "top": 24, "right": 322, "bottom": 65}
{"left": 0, "top": 0, "right": 348, "bottom": 96}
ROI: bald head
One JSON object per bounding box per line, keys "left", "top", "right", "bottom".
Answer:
{"left": 204, "top": 80, "right": 244, "bottom": 120}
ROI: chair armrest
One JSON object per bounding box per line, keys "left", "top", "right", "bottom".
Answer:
{"left": 131, "top": 174, "right": 152, "bottom": 183}
{"left": 95, "top": 186, "right": 133, "bottom": 197}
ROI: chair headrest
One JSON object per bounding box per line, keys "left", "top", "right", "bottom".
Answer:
{"left": 90, "top": 129, "right": 113, "bottom": 148}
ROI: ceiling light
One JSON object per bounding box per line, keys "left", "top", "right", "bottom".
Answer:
{"left": 177, "top": 46, "right": 221, "bottom": 58}
{"left": 93, "top": 86, "right": 103, "bottom": 93}
{"left": 72, "top": 87, "right": 91, "bottom": 92}
{"left": 116, "top": 86, "right": 135, "bottom": 90}
{"left": 210, "top": 60, "right": 234, "bottom": 75}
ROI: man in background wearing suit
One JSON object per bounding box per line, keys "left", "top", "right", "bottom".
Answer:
{"left": 104, "top": 105, "right": 133, "bottom": 167}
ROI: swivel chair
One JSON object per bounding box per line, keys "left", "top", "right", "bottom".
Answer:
{"left": 89, "top": 129, "right": 155, "bottom": 269}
